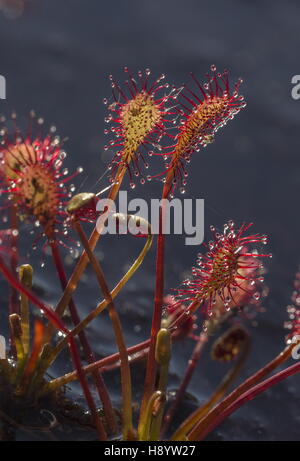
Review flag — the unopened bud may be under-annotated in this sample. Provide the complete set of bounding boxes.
[67,192,97,214]
[19,264,33,288]
[155,328,172,366]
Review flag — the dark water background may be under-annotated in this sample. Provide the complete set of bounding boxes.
[0,0,300,441]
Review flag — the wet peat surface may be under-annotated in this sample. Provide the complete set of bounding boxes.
[0,0,300,441]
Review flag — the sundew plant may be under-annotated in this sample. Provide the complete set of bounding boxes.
[0,66,299,441]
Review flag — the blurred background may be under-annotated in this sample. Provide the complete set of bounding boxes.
[0,0,300,440]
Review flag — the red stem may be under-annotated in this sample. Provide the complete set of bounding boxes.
[139,203,166,422]
[59,326,189,382]
[194,360,300,441]
[64,339,150,381]
[139,181,172,430]
[184,343,295,441]
[0,256,107,441]
[9,206,19,314]
[49,239,117,434]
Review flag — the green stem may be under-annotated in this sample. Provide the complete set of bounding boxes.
[139,392,163,442]
[73,219,134,441]
[50,221,153,359]
[46,165,127,338]
[26,344,53,400]
[148,326,172,441]
[19,264,32,357]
